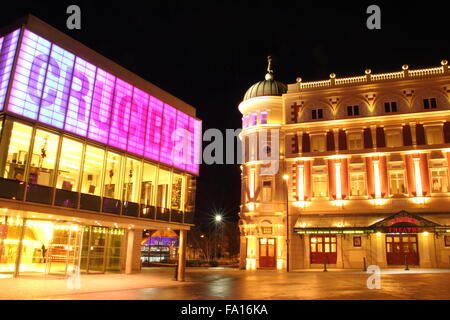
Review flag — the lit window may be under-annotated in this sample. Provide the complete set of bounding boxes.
[384,102,398,113]
[262,180,272,202]
[81,145,104,196]
[171,172,185,211]
[262,227,272,234]
[3,121,32,181]
[311,135,326,152]
[251,113,257,126]
[350,172,366,196]
[312,109,323,120]
[28,129,60,187]
[123,157,141,203]
[141,162,157,206]
[242,115,248,128]
[157,168,170,208]
[385,130,403,148]
[260,112,268,124]
[56,137,83,191]
[347,105,360,116]
[425,127,443,145]
[104,151,122,199]
[312,174,328,197]
[430,168,449,193]
[389,171,407,195]
[423,98,437,109]
[348,132,363,150]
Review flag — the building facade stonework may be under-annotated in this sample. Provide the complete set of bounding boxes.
[239,60,450,270]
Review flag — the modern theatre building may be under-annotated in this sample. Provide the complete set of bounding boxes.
[239,58,450,270]
[0,15,201,278]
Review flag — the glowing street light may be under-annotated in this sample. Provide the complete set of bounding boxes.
[215,214,223,223]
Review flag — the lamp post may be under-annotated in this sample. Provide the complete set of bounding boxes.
[214,214,223,261]
[283,174,290,272]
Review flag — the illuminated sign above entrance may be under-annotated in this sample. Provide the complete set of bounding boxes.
[2,29,201,174]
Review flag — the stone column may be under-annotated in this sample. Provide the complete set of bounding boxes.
[178,229,187,281]
[125,229,135,274]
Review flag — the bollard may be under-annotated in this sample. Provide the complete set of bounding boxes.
[363,257,367,272]
[404,255,409,271]
[323,256,328,272]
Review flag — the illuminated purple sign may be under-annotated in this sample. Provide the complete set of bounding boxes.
[5,29,200,174]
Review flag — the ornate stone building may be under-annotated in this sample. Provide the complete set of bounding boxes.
[239,58,450,270]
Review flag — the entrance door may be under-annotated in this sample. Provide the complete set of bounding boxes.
[259,238,276,268]
[310,235,337,264]
[386,235,419,265]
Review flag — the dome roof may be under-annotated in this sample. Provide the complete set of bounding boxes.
[243,77,287,101]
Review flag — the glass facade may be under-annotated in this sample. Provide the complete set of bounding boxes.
[0,119,196,223]
[0,216,124,276]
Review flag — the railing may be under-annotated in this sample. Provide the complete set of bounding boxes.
[292,63,449,92]
[0,177,192,224]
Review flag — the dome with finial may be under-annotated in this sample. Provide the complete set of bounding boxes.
[243,56,287,101]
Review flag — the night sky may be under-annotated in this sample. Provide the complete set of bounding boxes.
[1,1,449,231]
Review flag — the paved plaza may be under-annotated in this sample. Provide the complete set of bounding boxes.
[1,267,450,300]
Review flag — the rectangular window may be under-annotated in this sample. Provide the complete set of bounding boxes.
[262,227,272,234]
[104,151,122,199]
[350,172,366,196]
[260,112,268,124]
[122,157,141,203]
[312,109,323,120]
[312,174,328,197]
[445,235,450,247]
[81,145,105,196]
[384,102,397,113]
[311,135,326,152]
[348,132,363,150]
[3,121,32,181]
[141,162,157,206]
[28,129,60,187]
[424,98,437,109]
[347,105,359,116]
[262,180,272,202]
[156,168,170,208]
[171,172,185,211]
[389,171,407,195]
[242,115,248,128]
[56,137,83,191]
[385,130,403,148]
[353,236,362,247]
[251,113,257,126]
[425,127,443,145]
[430,168,449,193]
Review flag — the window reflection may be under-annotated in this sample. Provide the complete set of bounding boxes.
[28,129,59,186]
[141,162,156,206]
[104,151,122,199]
[56,138,82,191]
[3,122,32,181]
[157,168,170,208]
[81,145,105,196]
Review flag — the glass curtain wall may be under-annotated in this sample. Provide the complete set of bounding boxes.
[1,122,32,200]
[122,157,141,217]
[103,151,123,214]
[140,162,157,218]
[55,138,83,208]
[27,129,60,204]
[156,168,170,220]
[80,145,105,211]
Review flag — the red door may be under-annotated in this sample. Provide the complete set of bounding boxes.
[259,238,276,268]
[310,235,337,264]
[386,235,419,265]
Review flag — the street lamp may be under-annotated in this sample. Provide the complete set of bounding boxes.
[283,174,290,272]
[213,214,224,262]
